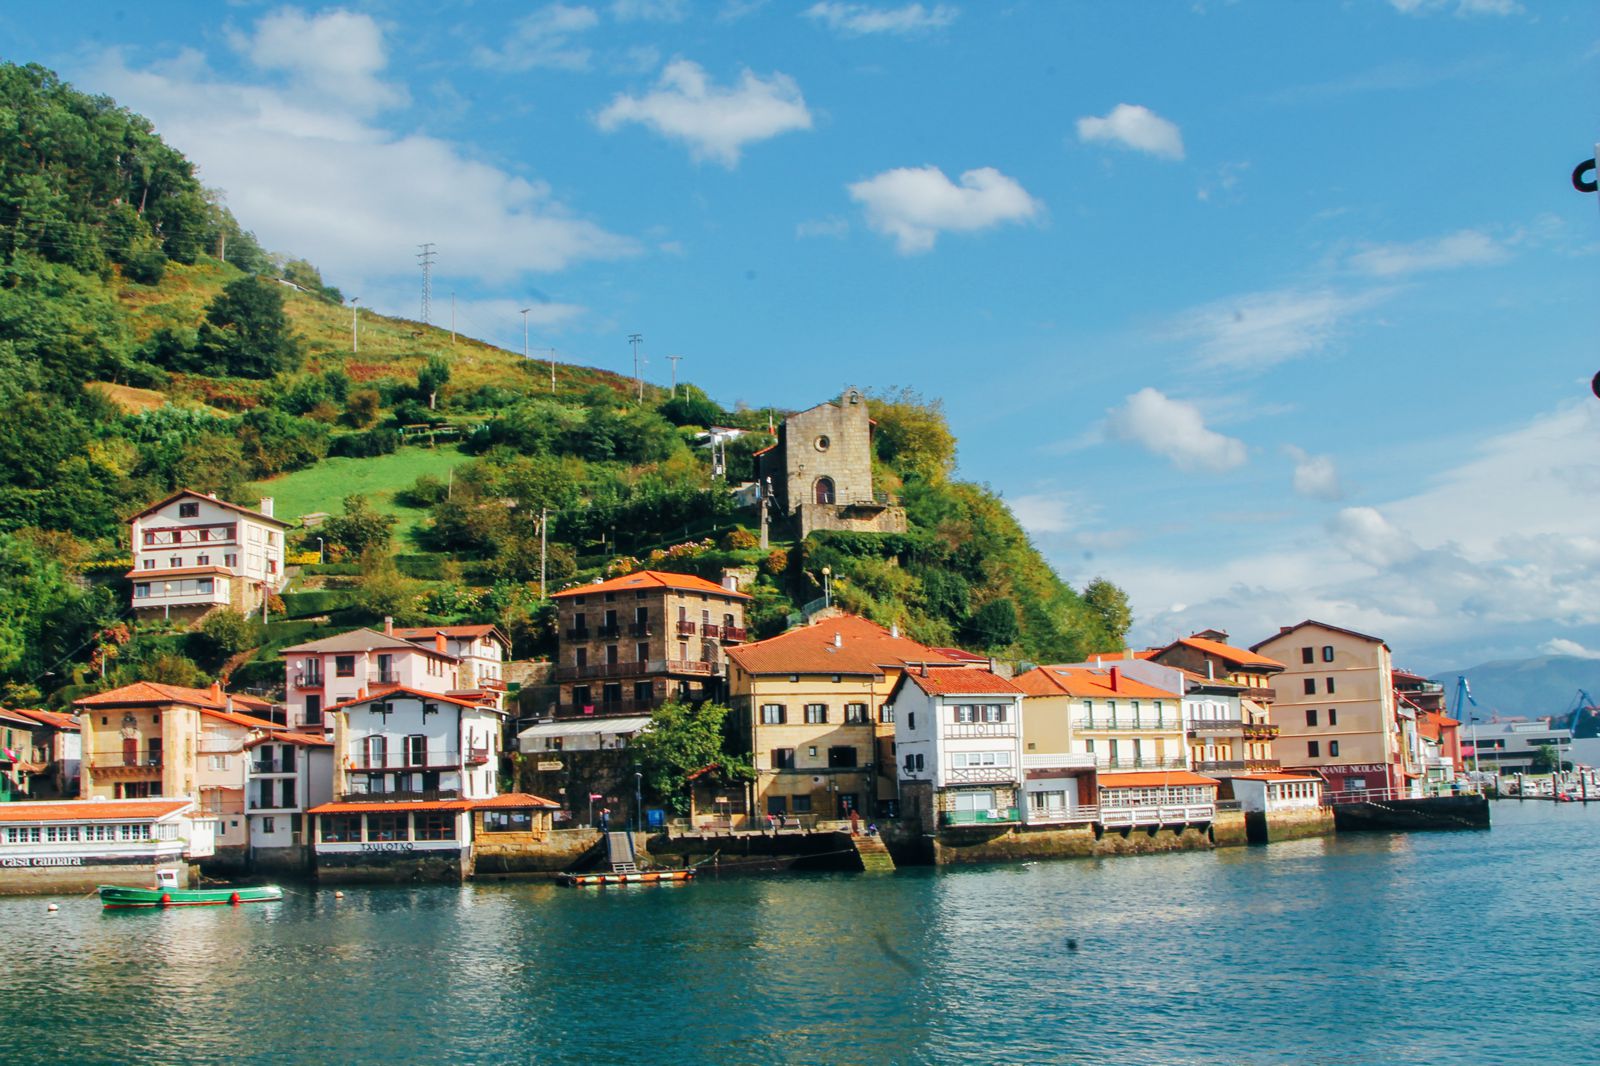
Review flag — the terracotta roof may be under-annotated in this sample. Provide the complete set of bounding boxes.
[0,708,39,728]
[129,489,291,527]
[75,682,227,710]
[1014,666,1177,700]
[1179,669,1246,691]
[1250,620,1388,653]
[126,565,234,579]
[727,615,956,676]
[1098,771,1219,789]
[7,709,77,730]
[474,792,560,809]
[1162,636,1285,671]
[280,627,458,659]
[0,799,191,822]
[200,707,284,731]
[229,693,275,711]
[308,799,474,814]
[245,731,331,749]
[391,624,508,646]
[1089,648,1159,662]
[929,646,991,664]
[324,686,503,714]
[903,667,1021,696]
[551,569,750,601]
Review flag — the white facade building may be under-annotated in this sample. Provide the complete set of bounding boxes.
[245,732,334,862]
[129,490,289,618]
[888,667,1026,829]
[391,624,510,710]
[0,798,217,892]
[279,626,462,730]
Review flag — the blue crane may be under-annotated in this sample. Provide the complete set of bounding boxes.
[1566,689,1597,737]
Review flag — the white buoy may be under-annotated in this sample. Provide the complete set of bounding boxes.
[334,890,345,899]
[46,903,58,912]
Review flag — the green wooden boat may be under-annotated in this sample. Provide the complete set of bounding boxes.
[99,870,282,908]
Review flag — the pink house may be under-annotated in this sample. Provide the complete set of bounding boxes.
[279,627,461,730]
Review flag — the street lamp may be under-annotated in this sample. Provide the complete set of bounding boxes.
[350,297,359,353]
[634,771,643,834]
[520,307,532,362]
[821,566,832,608]
[316,537,324,565]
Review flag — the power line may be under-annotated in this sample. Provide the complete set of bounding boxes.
[667,355,683,398]
[417,243,435,324]
[628,333,643,403]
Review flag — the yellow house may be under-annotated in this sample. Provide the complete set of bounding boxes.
[726,615,958,822]
[1012,665,1186,771]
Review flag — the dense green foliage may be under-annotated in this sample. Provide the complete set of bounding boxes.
[631,700,752,814]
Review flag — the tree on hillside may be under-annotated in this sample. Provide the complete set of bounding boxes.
[965,597,1020,652]
[630,700,752,814]
[191,609,256,671]
[870,388,957,482]
[1083,578,1132,646]
[417,356,451,411]
[236,408,328,477]
[198,275,302,378]
[0,531,115,685]
[352,548,424,625]
[658,384,722,427]
[322,494,397,557]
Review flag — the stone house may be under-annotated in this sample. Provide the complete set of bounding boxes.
[754,387,907,539]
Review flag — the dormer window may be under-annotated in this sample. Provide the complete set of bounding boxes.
[179,502,199,518]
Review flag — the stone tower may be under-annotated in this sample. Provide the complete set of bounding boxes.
[757,387,907,538]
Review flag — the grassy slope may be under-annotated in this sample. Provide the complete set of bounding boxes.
[245,446,466,548]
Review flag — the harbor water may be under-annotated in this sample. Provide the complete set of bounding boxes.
[2,800,1593,1065]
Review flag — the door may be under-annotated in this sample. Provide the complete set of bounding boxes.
[123,736,138,766]
[838,793,858,817]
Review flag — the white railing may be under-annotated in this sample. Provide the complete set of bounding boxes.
[1022,752,1097,771]
[943,722,1017,739]
[943,765,1020,785]
[1025,804,1100,825]
[1099,803,1215,827]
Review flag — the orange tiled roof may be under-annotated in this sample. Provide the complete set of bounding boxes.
[903,667,1021,696]
[1088,648,1159,661]
[1167,636,1285,670]
[727,614,956,676]
[1015,666,1177,700]
[391,624,507,644]
[324,686,502,714]
[75,682,227,710]
[1098,771,1219,789]
[551,569,750,601]
[246,731,330,749]
[474,792,560,809]
[0,799,191,822]
[7,708,77,730]
[199,707,285,731]
[307,799,474,814]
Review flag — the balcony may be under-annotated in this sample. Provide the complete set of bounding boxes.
[700,623,721,638]
[944,765,1020,785]
[1188,719,1245,737]
[377,672,399,686]
[344,751,463,772]
[676,620,698,638]
[941,807,1020,827]
[943,721,1018,739]
[1100,803,1216,828]
[465,746,491,766]
[294,673,324,690]
[1193,759,1281,773]
[565,627,590,641]
[720,625,747,642]
[1096,756,1189,771]
[250,758,296,775]
[1242,723,1280,740]
[341,788,461,803]
[1025,803,1100,826]
[1239,686,1276,701]
[596,624,622,639]
[1080,717,1180,731]
[88,750,162,774]
[553,697,663,718]
[1022,752,1098,772]
[628,622,652,637]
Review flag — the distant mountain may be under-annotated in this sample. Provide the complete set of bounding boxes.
[1431,655,1600,725]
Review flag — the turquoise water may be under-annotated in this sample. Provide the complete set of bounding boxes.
[3,801,1593,1065]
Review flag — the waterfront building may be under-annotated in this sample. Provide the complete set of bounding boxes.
[753,387,908,538]
[128,489,289,620]
[1147,632,1284,773]
[1222,771,1323,813]
[1015,664,1186,772]
[726,614,959,821]
[310,687,507,880]
[1094,770,1220,828]
[1394,670,1461,791]
[0,798,217,894]
[888,666,1026,830]
[3,709,80,798]
[1253,621,1420,796]
[550,570,750,719]
[244,731,333,870]
[1010,669,1101,826]
[279,623,465,729]
[1459,719,1578,775]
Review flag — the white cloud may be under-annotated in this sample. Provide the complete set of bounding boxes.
[595,60,812,166]
[796,216,850,239]
[473,5,599,72]
[847,165,1040,254]
[1076,104,1185,161]
[1105,388,1247,473]
[1388,0,1521,15]
[1347,228,1509,277]
[1542,638,1600,660]
[611,0,689,20]
[227,8,406,113]
[1009,493,1075,535]
[1169,286,1390,371]
[1328,506,1421,569]
[804,2,958,35]
[1285,445,1345,500]
[88,12,636,305]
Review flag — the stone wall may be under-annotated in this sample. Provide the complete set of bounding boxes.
[0,861,194,897]
[472,824,597,877]
[1245,806,1335,844]
[926,822,1220,866]
[249,845,312,876]
[314,848,469,884]
[651,830,862,874]
[795,503,908,539]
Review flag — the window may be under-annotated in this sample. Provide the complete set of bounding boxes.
[335,655,355,677]
[142,559,155,570]
[134,583,150,599]
[366,813,409,841]
[169,557,182,568]
[197,579,212,594]
[845,703,868,724]
[1329,740,1341,757]
[1301,647,1314,664]
[1308,741,1320,758]
[196,554,210,566]
[1328,708,1337,726]
[828,746,858,768]
[208,755,228,771]
[179,502,199,517]
[405,735,427,767]
[637,642,649,662]
[808,746,817,757]
[766,795,788,815]
[479,812,524,835]
[1305,709,1318,728]
[950,751,1012,768]
[575,648,588,668]
[878,704,894,724]
[322,815,362,843]
[224,553,236,568]
[262,817,276,834]
[1303,678,1316,696]
[1326,677,1336,694]
[634,681,652,703]
[760,704,787,725]
[804,704,828,724]
[772,748,796,769]
[907,712,915,731]
[1321,645,1335,662]
[814,477,836,505]
[792,795,813,814]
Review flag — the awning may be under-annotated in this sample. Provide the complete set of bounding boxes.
[517,716,651,743]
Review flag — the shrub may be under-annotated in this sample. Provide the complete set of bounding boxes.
[722,528,759,551]
[762,548,789,576]
[396,474,449,508]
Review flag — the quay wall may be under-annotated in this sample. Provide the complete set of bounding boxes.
[1246,806,1336,844]
[1332,795,1489,832]
[0,861,196,897]
[651,831,862,874]
[314,848,469,884]
[472,828,604,878]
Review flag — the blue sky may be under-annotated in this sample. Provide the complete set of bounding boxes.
[7,0,1599,674]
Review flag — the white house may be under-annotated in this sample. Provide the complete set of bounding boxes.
[1227,772,1324,813]
[244,731,334,869]
[279,626,462,730]
[129,490,289,619]
[887,667,1026,830]
[309,688,506,880]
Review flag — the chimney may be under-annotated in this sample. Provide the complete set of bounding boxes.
[1109,666,1120,692]
[384,616,394,636]
[920,663,929,678]
[259,496,274,518]
[358,686,367,699]
[1280,626,1291,634]
[833,632,842,648]
[722,575,739,592]
[436,633,447,654]
[890,623,899,638]
[208,681,223,704]
[1207,660,1214,680]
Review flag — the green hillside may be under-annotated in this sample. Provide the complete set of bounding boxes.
[0,60,1130,707]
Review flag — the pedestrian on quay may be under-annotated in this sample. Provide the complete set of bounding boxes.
[850,808,861,836]
[766,812,776,835]
[598,807,610,832]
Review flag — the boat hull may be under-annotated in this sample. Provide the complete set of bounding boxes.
[560,870,694,887]
[99,885,283,908]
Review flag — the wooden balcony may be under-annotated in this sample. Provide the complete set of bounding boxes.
[720,625,747,642]
[1188,719,1245,737]
[1194,758,1281,773]
[676,620,698,638]
[344,752,464,772]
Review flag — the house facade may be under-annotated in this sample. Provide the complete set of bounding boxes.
[1253,620,1419,796]
[279,625,463,729]
[754,388,907,538]
[726,614,957,822]
[889,667,1026,831]
[245,731,334,871]
[550,570,750,719]
[9,709,81,798]
[128,490,289,619]
[392,624,511,708]
[1147,632,1284,774]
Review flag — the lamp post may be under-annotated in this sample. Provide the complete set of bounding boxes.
[634,772,643,834]
[822,566,832,608]
[350,297,359,353]
[316,537,324,565]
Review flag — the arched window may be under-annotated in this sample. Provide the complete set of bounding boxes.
[815,477,836,505]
